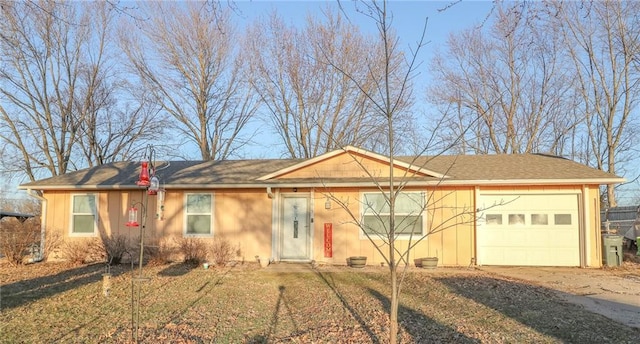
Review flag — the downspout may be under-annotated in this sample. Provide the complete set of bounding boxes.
[27,189,46,262]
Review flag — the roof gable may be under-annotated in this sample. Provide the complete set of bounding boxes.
[257,146,447,181]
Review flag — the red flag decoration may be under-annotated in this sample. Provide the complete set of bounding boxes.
[324,223,333,258]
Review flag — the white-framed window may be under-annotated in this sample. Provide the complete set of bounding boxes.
[361,191,425,238]
[184,193,214,236]
[70,194,97,236]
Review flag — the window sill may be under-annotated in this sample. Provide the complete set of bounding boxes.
[69,232,98,238]
[183,233,214,238]
[360,234,425,240]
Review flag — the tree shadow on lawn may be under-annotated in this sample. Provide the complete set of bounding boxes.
[244,272,382,344]
[0,263,128,310]
[157,262,197,277]
[436,275,640,342]
[306,271,477,343]
[313,270,382,343]
[145,264,236,341]
[247,285,300,344]
[367,288,479,343]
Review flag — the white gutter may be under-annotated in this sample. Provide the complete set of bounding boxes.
[26,189,46,262]
[18,177,626,191]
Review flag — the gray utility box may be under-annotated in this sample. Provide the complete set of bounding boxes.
[602,234,623,267]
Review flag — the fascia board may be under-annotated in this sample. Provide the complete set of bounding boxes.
[257,145,448,181]
[19,177,625,191]
[256,149,346,181]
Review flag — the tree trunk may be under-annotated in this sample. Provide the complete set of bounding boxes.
[389,266,399,344]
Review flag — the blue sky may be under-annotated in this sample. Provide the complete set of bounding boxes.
[229,0,496,158]
[234,0,495,91]
[1,1,496,202]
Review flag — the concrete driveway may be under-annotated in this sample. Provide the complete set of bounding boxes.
[479,266,640,329]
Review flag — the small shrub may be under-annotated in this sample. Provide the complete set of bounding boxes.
[211,237,234,267]
[42,229,62,261]
[146,239,174,266]
[99,234,129,265]
[127,236,172,265]
[175,238,208,266]
[60,240,98,265]
[0,218,39,266]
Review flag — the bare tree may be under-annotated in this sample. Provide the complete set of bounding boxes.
[0,1,159,182]
[76,87,165,167]
[245,8,414,158]
[549,1,640,207]
[321,2,477,343]
[428,2,578,156]
[119,2,257,160]
[430,1,640,206]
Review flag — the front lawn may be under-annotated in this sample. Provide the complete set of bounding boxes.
[1,262,638,343]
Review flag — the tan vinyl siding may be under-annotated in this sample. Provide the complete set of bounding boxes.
[279,151,424,179]
[215,189,273,260]
[44,189,270,262]
[41,183,605,267]
[312,187,475,267]
[588,186,603,267]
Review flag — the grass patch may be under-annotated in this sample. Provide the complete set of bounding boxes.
[1,262,639,343]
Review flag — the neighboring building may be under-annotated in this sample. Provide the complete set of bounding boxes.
[601,206,640,246]
[0,211,34,222]
[18,146,624,267]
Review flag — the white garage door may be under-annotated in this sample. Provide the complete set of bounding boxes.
[477,194,580,266]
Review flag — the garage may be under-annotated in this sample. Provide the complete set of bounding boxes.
[477,193,580,266]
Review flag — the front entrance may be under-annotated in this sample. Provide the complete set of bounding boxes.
[280,195,311,260]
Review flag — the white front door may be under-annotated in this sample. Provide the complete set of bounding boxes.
[280,195,311,260]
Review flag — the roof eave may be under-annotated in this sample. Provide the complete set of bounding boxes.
[19,177,625,191]
[463,178,626,186]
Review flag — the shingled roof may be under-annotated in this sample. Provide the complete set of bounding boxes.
[18,159,300,190]
[18,148,623,190]
[407,154,619,182]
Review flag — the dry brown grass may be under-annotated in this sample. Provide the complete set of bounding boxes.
[1,261,639,343]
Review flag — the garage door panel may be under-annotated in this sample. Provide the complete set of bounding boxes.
[483,229,507,245]
[478,247,507,265]
[505,249,529,265]
[554,230,578,243]
[481,194,576,212]
[478,194,580,266]
[526,232,548,246]
[507,230,528,245]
